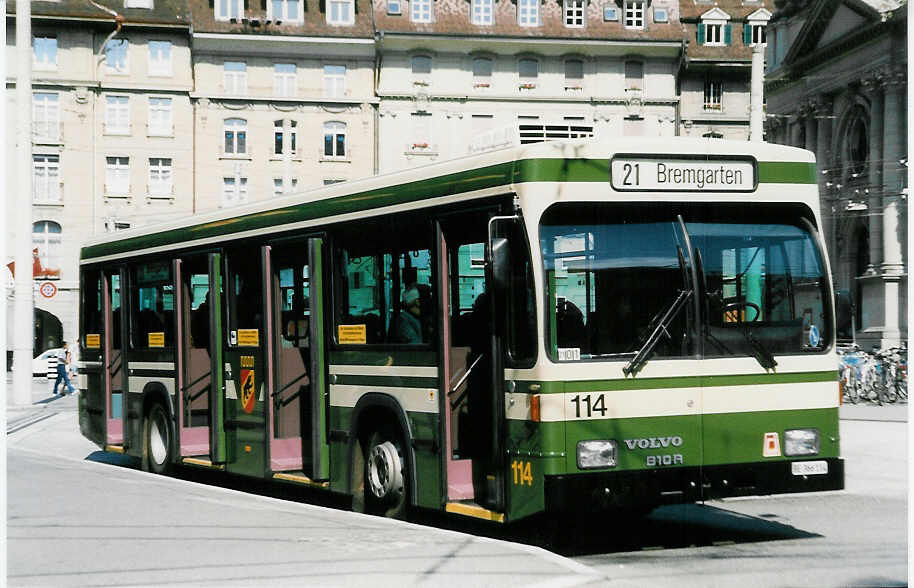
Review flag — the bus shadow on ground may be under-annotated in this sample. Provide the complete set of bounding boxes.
[81,453,819,557]
[415,504,820,557]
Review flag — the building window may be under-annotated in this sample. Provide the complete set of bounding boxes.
[216,0,242,20]
[270,0,302,22]
[222,177,248,207]
[105,39,129,74]
[323,64,346,98]
[148,97,173,136]
[126,0,154,8]
[273,177,298,196]
[563,0,584,27]
[32,221,62,279]
[603,6,618,21]
[323,121,347,158]
[224,118,248,154]
[274,63,296,97]
[33,155,61,204]
[105,156,131,195]
[623,1,644,29]
[33,92,60,142]
[148,41,172,76]
[412,55,432,85]
[518,58,538,89]
[410,112,432,150]
[472,0,494,25]
[624,60,643,90]
[33,36,57,70]
[653,7,668,23]
[327,0,354,25]
[702,131,724,139]
[224,61,247,95]
[564,59,583,90]
[517,0,539,26]
[411,0,432,23]
[274,120,298,155]
[387,0,402,14]
[148,158,173,197]
[472,57,493,88]
[749,23,766,45]
[845,106,869,177]
[105,96,130,134]
[703,80,722,111]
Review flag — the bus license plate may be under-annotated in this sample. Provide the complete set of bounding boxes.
[791,460,828,476]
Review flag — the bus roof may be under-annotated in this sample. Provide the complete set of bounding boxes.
[80,137,816,263]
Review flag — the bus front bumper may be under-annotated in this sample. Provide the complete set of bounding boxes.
[544,458,845,512]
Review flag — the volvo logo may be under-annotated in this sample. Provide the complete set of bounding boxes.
[624,436,683,450]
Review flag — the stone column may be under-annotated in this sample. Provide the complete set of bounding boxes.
[790,113,804,148]
[861,75,885,273]
[813,97,834,274]
[881,67,905,276]
[804,101,818,154]
[878,66,906,345]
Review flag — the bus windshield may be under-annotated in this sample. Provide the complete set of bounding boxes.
[540,203,831,363]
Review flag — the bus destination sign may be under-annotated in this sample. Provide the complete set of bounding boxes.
[611,157,755,192]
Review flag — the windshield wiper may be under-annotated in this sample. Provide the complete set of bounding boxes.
[739,323,778,370]
[623,279,692,377]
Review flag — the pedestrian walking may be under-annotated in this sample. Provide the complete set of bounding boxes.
[53,341,75,396]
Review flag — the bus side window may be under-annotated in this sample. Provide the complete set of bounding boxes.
[130,262,174,349]
[226,248,263,343]
[334,214,433,346]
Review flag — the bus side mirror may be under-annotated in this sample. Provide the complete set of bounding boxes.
[490,236,511,297]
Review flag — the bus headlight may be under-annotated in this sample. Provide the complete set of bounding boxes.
[784,429,820,456]
[577,440,617,469]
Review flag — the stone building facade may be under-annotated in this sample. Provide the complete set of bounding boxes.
[8,0,778,352]
[764,0,907,347]
[5,0,194,353]
[679,0,772,140]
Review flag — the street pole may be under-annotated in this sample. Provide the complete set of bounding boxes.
[749,45,764,142]
[13,0,34,405]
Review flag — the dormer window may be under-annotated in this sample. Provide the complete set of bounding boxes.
[327,0,354,25]
[517,0,539,26]
[215,0,242,21]
[564,0,584,27]
[744,8,772,46]
[472,0,494,25]
[623,1,644,30]
[411,0,432,22]
[699,9,732,46]
[270,0,303,23]
[387,0,402,14]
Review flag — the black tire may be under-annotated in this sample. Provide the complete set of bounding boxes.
[363,428,408,519]
[144,403,173,475]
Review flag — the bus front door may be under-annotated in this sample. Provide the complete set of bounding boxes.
[266,238,329,481]
[103,269,127,447]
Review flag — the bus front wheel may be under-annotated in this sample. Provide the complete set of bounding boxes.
[364,429,407,519]
[143,403,173,475]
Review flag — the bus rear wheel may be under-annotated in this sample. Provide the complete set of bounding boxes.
[143,403,173,475]
[364,429,407,519]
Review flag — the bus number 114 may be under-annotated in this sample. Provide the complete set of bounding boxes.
[511,460,533,486]
[570,394,607,418]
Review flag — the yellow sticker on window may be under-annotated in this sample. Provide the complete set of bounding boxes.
[237,329,260,347]
[240,355,255,368]
[86,334,101,349]
[148,332,165,348]
[338,324,367,344]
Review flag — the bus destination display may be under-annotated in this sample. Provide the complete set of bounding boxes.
[611,157,755,192]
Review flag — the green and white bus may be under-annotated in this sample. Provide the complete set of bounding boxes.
[78,137,844,523]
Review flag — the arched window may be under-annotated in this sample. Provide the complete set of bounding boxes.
[324,121,347,158]
[32,220,62,279]
[518,57,538,89]
[564,58,584,89]
[224,118,247,154]
[472,57,493,87]
[844,105,868,178]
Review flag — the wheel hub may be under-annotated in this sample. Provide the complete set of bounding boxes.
[367,440,403,501]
